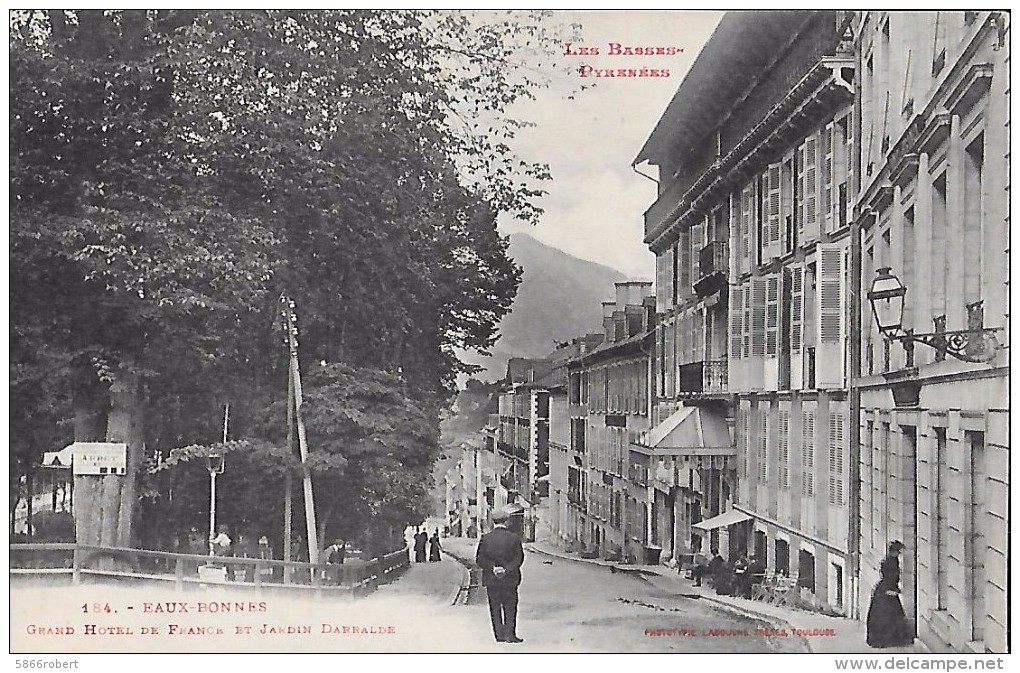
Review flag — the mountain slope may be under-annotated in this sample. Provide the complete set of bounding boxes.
[463,233,629,381]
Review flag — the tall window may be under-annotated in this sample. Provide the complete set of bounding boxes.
[964,137,985,305]
[759,409,769,483]
[881,422,891,543]
[902,207,916,332]
[879,17,891,151]
[931,174,948,323]
[934,427,948,609]
[967,431,987,641]
[867,420,876,547]
[865,54,875,176]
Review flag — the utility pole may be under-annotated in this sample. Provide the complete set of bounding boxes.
[475,444,483,534]
[284,359,294,577]
[281,295,319,566]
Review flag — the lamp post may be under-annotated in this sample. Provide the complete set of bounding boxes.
[866,268,1001,363]
[207,453,225,556]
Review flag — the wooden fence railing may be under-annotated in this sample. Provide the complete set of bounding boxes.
[10,543,410,597]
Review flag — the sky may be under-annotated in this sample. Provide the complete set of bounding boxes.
[495,10,724,279]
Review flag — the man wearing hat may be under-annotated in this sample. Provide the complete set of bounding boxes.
[475,507,525,643]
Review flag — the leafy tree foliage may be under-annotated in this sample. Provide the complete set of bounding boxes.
[10,9,575,548]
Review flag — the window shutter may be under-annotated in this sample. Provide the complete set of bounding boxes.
[749,276,767,390]
[742,182,755,272]
[751,277,767,357]
[742,407,750,481]
[816,242,846,388]
[680,232,691,300]
[730,191,742,277]
[655,253,667,309]
[729,285,744,391]
[845,121,852,227]
[802,409,815,497]
[796,145,806,245]
[692,219,705,288]
[789,264,804,390]
[664,246,675,311]
[822,123,835,232]
[779,410,790,490]
[764,273,780,389]
[694,309,705,362]
[766,274,780,357]
[743,280,752,358]
[828,411,845,505]
[758,409,768,483]
[729,285,744,360]
[678,314,686,366]
[804,133,820,242]
[767,163,781,260]
[664,320,675,398]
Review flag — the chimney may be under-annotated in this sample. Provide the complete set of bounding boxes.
[643,296,657,330]
[615,281,654,308]
[602,301,617,342]
[613,310,627,342]
[625,304,644,337]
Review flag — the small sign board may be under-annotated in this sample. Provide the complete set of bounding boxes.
[71,442,128,476]
[42,446,74,469]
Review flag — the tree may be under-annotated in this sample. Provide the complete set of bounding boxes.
[10,10,578,548]
[11,9,279,547]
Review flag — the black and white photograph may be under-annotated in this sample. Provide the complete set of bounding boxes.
[8,8,1011,664]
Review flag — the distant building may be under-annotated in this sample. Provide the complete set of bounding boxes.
[565,282,656,561]
[494,341,588,540]
[545,334,603,547]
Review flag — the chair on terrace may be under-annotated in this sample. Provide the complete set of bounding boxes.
[769,575,799,607]
[751,573,776,601]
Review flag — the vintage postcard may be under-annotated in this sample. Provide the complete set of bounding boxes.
[9,9,1011,663]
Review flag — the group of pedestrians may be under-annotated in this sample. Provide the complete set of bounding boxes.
[691,546,766,598]
[181,525,274,581]
[412,528,442,563]
[687,539,914,650]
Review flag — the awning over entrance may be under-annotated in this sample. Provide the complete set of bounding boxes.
[631,405,734,456]
[692,508,753,532]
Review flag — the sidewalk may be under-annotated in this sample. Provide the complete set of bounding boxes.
[435,536,480,605]
[526,539,932,655]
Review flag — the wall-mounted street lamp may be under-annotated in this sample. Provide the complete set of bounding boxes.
[867,267,1002,364]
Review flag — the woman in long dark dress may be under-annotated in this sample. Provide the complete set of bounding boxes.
[867,541,913,648]
[428,530,442,562]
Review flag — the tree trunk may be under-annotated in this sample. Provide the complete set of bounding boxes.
[72,380,108,548]
[105,366,143,549]
[26,470,34,537]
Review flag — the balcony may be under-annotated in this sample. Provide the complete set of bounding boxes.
[678,360,729,396]
[628,464,649,487]
[694,240,729,297]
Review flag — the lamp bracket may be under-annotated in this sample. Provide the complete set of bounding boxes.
[882,327,1002,363]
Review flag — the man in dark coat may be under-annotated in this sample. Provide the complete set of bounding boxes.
[413,528,428,563]
[475,508,525,643]
[323,538,346,585]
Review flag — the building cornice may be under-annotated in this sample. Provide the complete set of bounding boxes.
[646,57,854,253]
